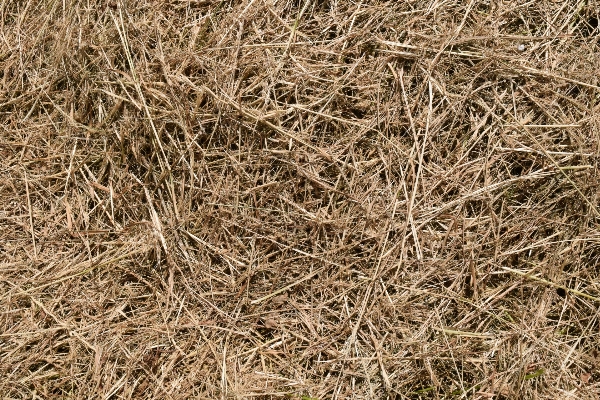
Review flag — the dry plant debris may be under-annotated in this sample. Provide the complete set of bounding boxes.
[2,0,600,399]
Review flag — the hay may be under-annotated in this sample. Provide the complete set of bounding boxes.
[1,0,600,398]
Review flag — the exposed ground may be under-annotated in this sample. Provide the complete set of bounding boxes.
[1,0,600,398]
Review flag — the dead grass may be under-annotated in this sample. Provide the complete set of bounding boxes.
[1,0,600,399]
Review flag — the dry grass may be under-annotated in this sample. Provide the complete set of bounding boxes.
[1,0,600,398]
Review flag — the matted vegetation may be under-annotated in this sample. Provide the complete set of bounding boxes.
[1,0,600,398]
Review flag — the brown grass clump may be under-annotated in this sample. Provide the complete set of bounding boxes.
[2,0,600,398]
